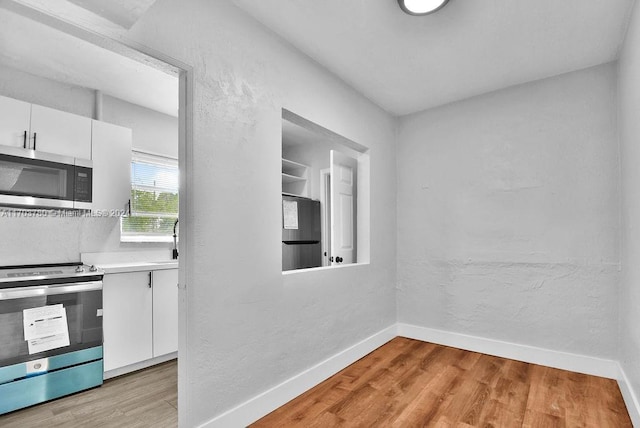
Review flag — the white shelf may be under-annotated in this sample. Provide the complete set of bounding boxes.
[282,172,307,183]
[282,158,308,176]
[282,158,308,168]
[282,158,309,197]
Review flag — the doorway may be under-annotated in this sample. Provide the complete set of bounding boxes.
[0,2,192,425]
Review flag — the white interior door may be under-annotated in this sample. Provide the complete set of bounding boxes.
[330,150,357,265]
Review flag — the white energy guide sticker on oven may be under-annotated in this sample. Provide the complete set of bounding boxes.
[23,304,70,354]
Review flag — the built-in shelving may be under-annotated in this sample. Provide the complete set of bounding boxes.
[282,158,309,197]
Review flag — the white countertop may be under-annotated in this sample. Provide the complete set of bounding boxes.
[92,260,178,274]
[81,251,178,274]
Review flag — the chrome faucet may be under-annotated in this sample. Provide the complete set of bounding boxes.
[172,219,179,260]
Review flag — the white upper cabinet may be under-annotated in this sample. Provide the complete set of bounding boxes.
[30,104,92,159]
[0,95,31,149]
[0,95,92,159]
[91,120,132,212]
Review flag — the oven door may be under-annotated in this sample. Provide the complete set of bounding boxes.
[0,281,103,368]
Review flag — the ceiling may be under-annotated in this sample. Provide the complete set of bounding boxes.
[10,0,158,32]
[0,2,178,117]
[65,0,158,29]
[232,0,636,116]
[1,0,635,119]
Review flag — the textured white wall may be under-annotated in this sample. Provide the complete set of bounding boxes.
[619,0,640,409]
[0,63,95,117]
[102,94,178,158]
[126,1,397,426]
[397,64,620,358]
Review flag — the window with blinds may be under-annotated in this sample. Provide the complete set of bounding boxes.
[121,151,179,240]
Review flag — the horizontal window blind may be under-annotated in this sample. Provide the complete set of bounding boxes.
[122,151,178,237]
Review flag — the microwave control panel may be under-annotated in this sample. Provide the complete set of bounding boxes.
[74,166,93,202]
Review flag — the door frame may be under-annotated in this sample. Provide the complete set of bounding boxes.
[320,168,331,266]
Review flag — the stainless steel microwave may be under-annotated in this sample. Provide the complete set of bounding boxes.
[0,146,92,210]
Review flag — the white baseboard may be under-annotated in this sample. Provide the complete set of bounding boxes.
[104,352,177,380]
[198,323,634,427]
[618,363,640,427]
[199,325,397,428]
[397,323,620,379]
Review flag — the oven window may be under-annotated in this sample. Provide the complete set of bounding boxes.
[0,289,102,367]
[0,157,71,200]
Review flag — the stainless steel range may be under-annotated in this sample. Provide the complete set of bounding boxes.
[0,263,104,414]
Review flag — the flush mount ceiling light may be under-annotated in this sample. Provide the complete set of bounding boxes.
[398,0,450,15]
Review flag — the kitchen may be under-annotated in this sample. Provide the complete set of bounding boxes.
[0,2,181,424]
[2,0,640,427]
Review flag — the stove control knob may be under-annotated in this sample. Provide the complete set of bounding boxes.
[75,265,85,273]
[90,265,98,272]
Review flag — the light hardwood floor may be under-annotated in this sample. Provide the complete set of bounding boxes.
[0,359,177,428]
[252,337,633,427]
[1,340,633,427]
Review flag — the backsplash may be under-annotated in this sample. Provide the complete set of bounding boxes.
[0,214,170,266]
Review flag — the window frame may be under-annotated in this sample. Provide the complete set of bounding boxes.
[120,150,179,243]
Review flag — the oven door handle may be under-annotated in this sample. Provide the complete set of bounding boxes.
[0,281,102,300]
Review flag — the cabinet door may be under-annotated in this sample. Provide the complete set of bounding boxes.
[0,95,31,148]
[152,269,179,357]
[30,104,92,159]
[91,120,132,212]
[103,271,153,371]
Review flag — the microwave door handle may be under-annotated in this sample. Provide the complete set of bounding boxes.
[0,281,102,300]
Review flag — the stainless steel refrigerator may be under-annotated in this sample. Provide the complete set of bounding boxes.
[282,195,322,271]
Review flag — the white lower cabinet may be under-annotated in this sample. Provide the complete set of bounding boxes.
[152,269,179,357]
[103,268,178,373]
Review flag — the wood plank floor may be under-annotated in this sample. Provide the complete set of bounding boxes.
[251,338,632,427]
[0,359,177,428]
[1,340,632,427]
